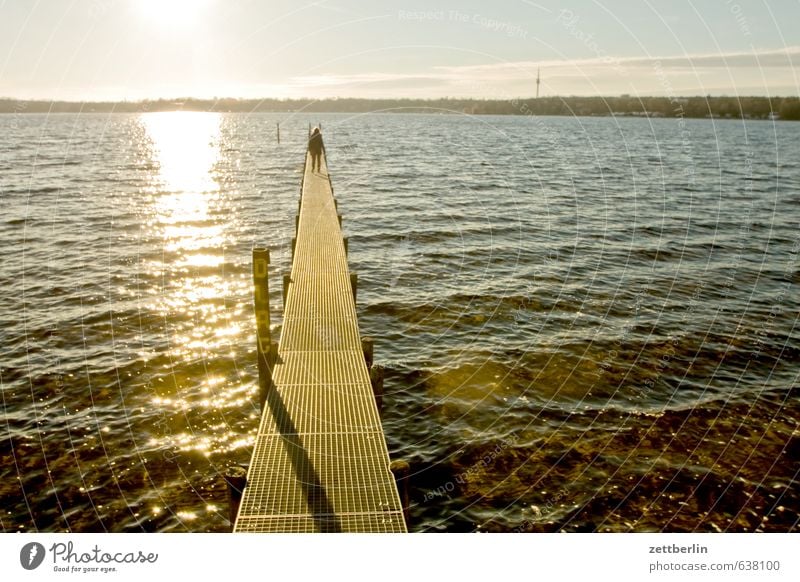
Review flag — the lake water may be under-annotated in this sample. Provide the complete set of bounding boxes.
[1,111,798,532]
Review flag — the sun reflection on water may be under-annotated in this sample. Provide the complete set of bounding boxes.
[140,111,253,458]
[144,111,221,195]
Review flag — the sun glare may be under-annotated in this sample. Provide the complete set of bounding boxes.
[139,111,234,380]
[143,111,221,196]
[142,110,223,255]
[135,0,210,29]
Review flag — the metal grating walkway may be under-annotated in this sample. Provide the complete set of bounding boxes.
[233,148,407,533]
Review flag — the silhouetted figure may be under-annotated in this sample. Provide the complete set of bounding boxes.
[308,127,324,172]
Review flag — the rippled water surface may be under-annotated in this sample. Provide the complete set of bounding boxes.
[1,112,798,532]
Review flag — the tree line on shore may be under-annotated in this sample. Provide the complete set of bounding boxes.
[2,96,798,120]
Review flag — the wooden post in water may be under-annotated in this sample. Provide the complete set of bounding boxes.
[370,365,384,413]
[268,340,279,388]
[343,237,349,255]
[390,459,410,527]
[252,248,272,410]
[350,272,358,303]
[277,122,280,144]
[224,465,248,531]
[361,336,374,369]
[282,274,291,307]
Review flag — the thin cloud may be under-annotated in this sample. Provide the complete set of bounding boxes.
[619,46,800,69]
[291,72,444,88]
[278,46,800,98]
[436,46,800,76]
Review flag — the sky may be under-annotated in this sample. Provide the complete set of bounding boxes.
[0,0,798,100]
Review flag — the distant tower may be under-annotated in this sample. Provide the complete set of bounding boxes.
[536,67,541,99]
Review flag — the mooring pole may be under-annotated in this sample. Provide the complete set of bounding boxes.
[370,365,384,413]
[350,272,358,303]
[390,459,411,527]
[283,273,291,307]
[276,122,280,144]
[361,336,374,370]
[268,340,278,392]
[224,465,248,531]
[252,248,272,410]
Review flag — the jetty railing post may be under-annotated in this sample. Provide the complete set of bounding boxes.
[268,340,279,389]
[361,336,374,369]
[370,365,384,413]
[390,460,410,527]
[224,465,248,531]
[282,274,291,307]
[253,248,272,410]
[350,272,358,303]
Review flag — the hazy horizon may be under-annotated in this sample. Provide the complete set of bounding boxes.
[2,92,800,103]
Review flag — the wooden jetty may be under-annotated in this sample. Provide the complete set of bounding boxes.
[232,142,407,533]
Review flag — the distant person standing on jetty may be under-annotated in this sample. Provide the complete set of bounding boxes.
[309,127,324,172]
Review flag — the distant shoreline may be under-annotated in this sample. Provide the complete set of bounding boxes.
[1,96,799,120]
